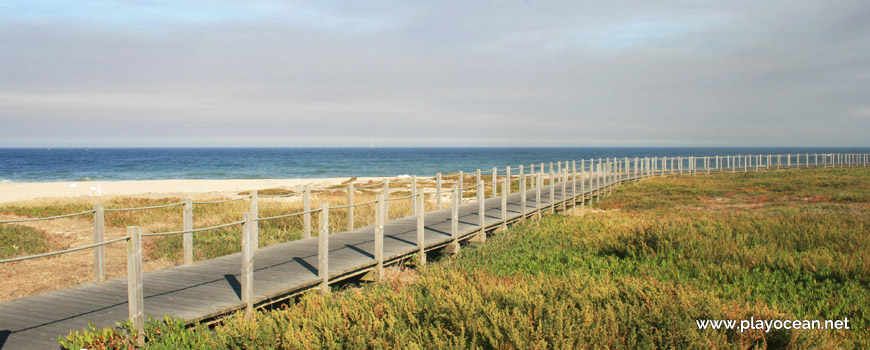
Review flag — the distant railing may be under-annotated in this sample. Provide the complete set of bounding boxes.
[0,152,867,339]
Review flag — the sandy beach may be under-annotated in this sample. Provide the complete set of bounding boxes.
[0,177,394,204]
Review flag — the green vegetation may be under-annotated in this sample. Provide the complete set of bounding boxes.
[60,167,870,349]
[0,224,56,259]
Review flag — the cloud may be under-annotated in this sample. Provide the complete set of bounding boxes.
[0,0,868,146]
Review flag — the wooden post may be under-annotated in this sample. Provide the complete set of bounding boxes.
[571,160,577,211]
[580,161,586,209]
[241,213,254,317]
[411,176,417,216]
[475,169,482,200]
[457,171,465,204]
[416,192,425,265]
[597,163,603,201]
[448,186,460,254]
[250,190,259,250]
[520,175,527,220]
[374,195,384,282]
[787,154,791,168]
[535,175,542,218]
[530,164,535,188]
[492,167,498,198]
[383,179,391,220]
[126,226,144,345]
[436,173,442,209]
[549,166,555,214]
[505,166,512,195]
[610,160,615,193]
[473,180,486,243]
[679,156,683,175]
[560,168,567,211]
[347,183,355,231]
[633,157,638,178]
[183,198,193,265]
[519,165,524,191]
[318,202,330,293]
[93,203,106,282]
[303,185,311,239]
[501,179,508,230]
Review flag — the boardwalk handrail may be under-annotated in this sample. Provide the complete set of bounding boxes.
[256,208,323,222]
[385,194,415,201]
[0,236,128,264]
[330,198,379,210]
[105,202,185,212]
[0,210,95,224]
[194,196,252,204]
[141,220,246,237]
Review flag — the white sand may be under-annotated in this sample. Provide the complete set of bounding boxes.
[0,177,393,203]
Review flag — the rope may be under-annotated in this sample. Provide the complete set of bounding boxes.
[142,220,246,237]
[330,199,379,209]
[193,197,251,204]
[105,202,184,212]
[0,210,95,224]
[386,194,415,201]
[0,236,129,264]
[259,194,300,198]
[256,208,323,222]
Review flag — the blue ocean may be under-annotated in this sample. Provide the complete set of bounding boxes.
[0,148,867,182]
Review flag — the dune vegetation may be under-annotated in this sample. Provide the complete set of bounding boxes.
[57,166,869,349]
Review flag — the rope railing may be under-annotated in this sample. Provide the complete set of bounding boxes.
[256,208,323,222]
[0,236,128,264]
[193,196,251,204]
[386,194,415,202]
[259,193,299,198]
[104,202,185,212]
[330,198,379,210]
[141,220,246,237]
[0,210,95,224]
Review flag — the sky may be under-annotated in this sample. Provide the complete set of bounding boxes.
[0,1,868,147]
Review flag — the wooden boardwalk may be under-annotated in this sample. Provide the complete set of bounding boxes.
[0,172,632,349]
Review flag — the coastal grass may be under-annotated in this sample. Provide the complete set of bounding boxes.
[60,167,869,349]
[0,224,56,260]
